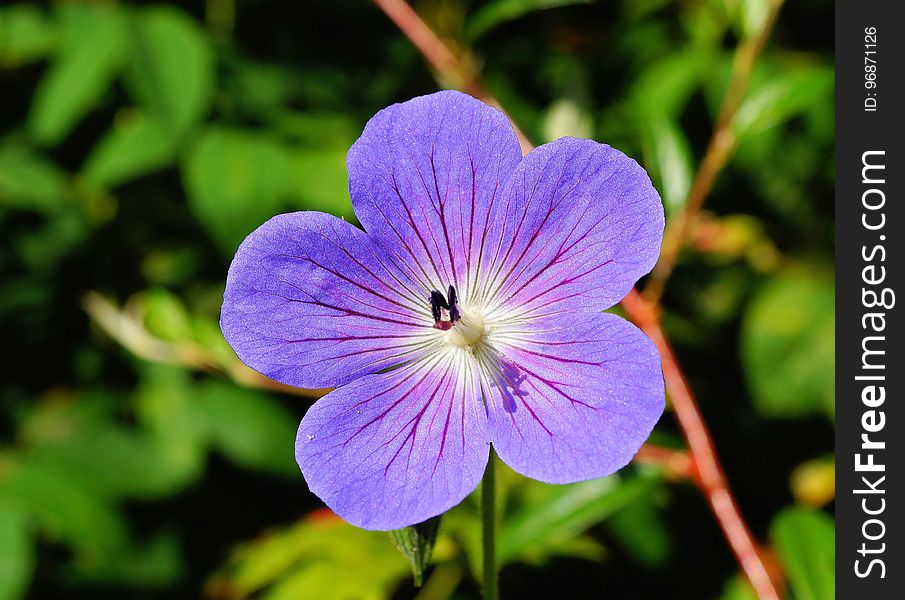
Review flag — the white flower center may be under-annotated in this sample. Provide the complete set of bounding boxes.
[445,305,489,349]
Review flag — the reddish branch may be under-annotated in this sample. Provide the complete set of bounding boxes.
[371,0,463,87]
[622,291,781,600]
[370,0,533,154]
[644,0,785,303]
[634,443,695,482]
[370,1,783,597]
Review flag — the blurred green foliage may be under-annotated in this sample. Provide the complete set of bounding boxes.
[0,0,833,598]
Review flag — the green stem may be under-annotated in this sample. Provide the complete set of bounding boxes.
[481,448,498,600]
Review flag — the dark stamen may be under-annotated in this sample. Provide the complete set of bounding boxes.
[431,290,449,310]
[429,285,460,329]
[430,299,442,322]
[447,285,460,322]
[429,291,444,322]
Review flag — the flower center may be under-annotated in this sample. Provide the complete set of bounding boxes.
[445,306,488,348]
[429,286,489,350]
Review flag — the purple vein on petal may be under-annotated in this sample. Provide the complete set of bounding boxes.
[295,346,490,530]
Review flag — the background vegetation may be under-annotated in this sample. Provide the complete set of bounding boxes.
[0,0,833,598]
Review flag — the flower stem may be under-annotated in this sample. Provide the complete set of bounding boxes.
[481,448,498,600]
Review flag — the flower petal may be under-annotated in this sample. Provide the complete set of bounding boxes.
[347,90,523,301]
[295,351,489,530]
[484,312,664,483]
[478,137,664,320]
[221,211,438,388]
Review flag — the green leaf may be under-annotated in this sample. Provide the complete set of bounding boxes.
[719,574,758,600]
[498,472,658,563]
[141,247,201,286]
[0,501,33,600]
[124,7,213,138]
[734,66,834,141]
[19,392,191,502]
[289,149,354,217]
[646,116,693,213]
[466,0,592,41]
[630,49,708,119]
[741,267,835,419]
[226,60,307,115]
[729,0,771,39]
[183,127,294,252]
[24,426,194,501]
[191,316,240,368]
[135,366,207,484]
[389,515,442,587]
[265,562,385,600]
[192,382,299,477]
[540,98,594,142]
[606,496,670,566]
[0,461,127,553]
[0,4,59,67]
[141,288,194,343]
[28,4,126,145]
[81,112,174,188]
[267,111,357,147]
[771,507,835,600]
[12,208,90,270]
[70,533,183,587]
[217,515,411,599]
[0,144,68,212]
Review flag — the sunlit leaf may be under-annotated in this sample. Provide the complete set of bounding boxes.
[192,382,299,477]
[183,127,294,252]
[466,0,592,40]
[719,574,758,600]
[24,427,193,501]
[741,267,834,419]
[498,472,659,563]
[213,514,412,599]
[267,111,358,147]
[135,366,207,484]
[18,392,193,502]
[141,288,194,343]
[734,66,834,141]
[290,149,354,217]
[70,533,183,588]
[123,7,213,138]
[0,461,127,553]
[226,59,307,115]
[0,144,68,212]
[728,0,770,39]
[81,112,174,188]
[630,49,709,119]
[541,98,594,142]
[646,116,693,213]
[0,4,59,67]
[28,4,126,145]
[191,316,240,368]
[0,501,33,600]
[771,507,835,600]
[266,562,384,600]
[606,496,670,566]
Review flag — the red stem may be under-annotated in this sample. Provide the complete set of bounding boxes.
[371,0,461,83]
[622,290,781,600]
[369,0,533,154]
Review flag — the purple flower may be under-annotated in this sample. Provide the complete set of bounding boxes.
[220,91,665,530]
